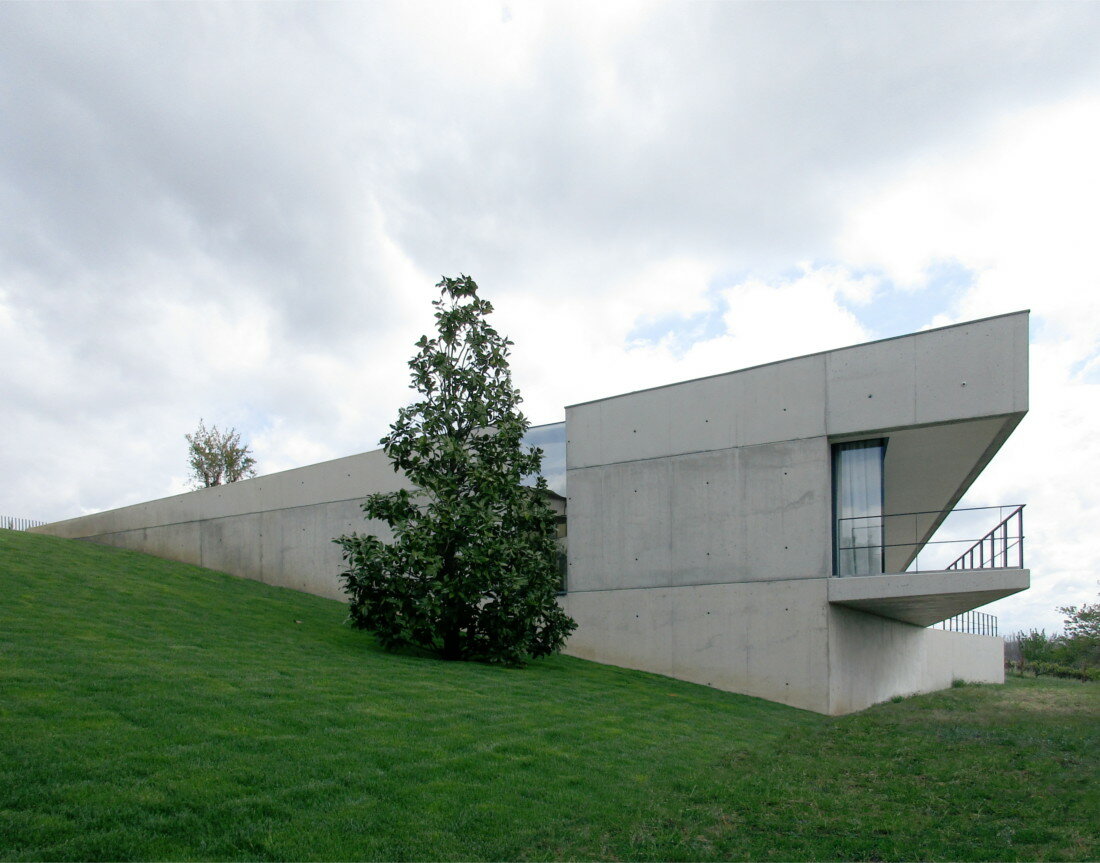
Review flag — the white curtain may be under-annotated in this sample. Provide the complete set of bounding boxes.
[835,440,884,576]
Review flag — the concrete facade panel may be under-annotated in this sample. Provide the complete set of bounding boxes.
[731,355,827,447]
[734,439,832,581]
[926,627,1006,686]
[566,459,673,591]
[86,523,202,566]
[568,355,828,470]
[914,314,1029,424]
[561,578,831,713]
[564,402,602,471]
[573,388,672,468]
[666,377,740,455]
[667,451,742,585]
[256,501,372,600]
[824,312,1028,437]
[201,514,264,583]
[826,338,917,433]
[569,438,831,592]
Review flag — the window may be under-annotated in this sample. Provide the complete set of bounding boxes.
[833,439,886,576]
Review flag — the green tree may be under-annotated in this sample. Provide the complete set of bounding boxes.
[335,275,575,665]
[1058,590,1100,668]
[185,420,257,489]
[1014,628,1059,665]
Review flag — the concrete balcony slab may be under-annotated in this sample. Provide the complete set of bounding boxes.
[828,569,1029,626]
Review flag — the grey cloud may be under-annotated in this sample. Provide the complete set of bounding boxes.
[0,4,405,349]
[373,3,1100,284]
[2,1,1099,524]
[5,1,1097,316]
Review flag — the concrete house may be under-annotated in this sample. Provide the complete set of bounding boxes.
[34,311,1030,714]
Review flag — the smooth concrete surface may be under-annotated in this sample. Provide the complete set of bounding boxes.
[824,311,1028,435]
[38,448,406,539]
[567,311,1028,472]
[34,448,411,600]
[561,578,832,713]
[561,579,1008,715]
[566,355,828,470]
[566,438,830,592]
[827,605,1005,715]
[828,569,1030,626]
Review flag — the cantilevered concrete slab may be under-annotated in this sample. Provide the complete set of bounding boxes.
[827,569,1030,626]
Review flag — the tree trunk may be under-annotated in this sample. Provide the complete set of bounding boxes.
[439,541,463,661]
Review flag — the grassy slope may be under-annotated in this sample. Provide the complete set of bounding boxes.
[1,530,1096,862]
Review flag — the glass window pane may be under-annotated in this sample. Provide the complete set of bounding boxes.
[522,421,566,496]
[834,440,885,576]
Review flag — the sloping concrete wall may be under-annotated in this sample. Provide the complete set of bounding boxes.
[35,448,410,600]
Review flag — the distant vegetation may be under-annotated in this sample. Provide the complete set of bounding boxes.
[1005,591,1100,681]
[2,530,1097,862]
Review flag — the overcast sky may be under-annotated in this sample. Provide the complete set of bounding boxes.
[2,1,1098,634]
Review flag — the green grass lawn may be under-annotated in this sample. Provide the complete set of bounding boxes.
[1,530,1097,862]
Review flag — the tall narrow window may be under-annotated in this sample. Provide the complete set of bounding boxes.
[833,439,886,576]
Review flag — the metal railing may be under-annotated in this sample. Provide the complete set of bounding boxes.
[937,610,998,636]
[946,505,1024,571]
[1,516,46,531]
[836,504,1026,574]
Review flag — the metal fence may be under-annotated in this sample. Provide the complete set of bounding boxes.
[945,505,1024,571]
[937,610,998,637]
[836,503,1025,574]
[1,516,46,531]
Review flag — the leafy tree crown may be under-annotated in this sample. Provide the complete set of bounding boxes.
[185,420,257,489]
[335,275,575,665]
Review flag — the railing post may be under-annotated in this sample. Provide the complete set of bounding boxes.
[1018,507,1025,568]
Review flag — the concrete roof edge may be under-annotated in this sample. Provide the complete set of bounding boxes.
[565,309,1031,410]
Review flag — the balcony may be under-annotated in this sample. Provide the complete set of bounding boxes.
[829,504,1029,627]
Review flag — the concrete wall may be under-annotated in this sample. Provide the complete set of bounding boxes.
[561,311,1028,714]
[561,589,1006,715]
[823,311,1028,434]
[566,438,831,592]
[36,448,411,600]
[561,578,831,713]
[827,605,1004,714]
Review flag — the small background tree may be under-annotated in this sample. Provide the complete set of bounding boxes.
[185,420,257,489]
[1005,588,1100,681]
[336,275,575,665]
[1058,591,1100,669]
